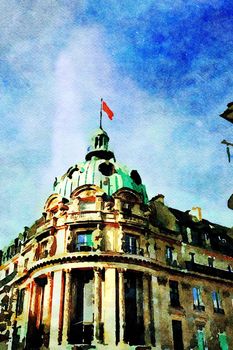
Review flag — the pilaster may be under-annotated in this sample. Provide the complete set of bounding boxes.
[49,270,63,350]
[104,268,116,345]
[93,267,102,343]
[61,269,71,346]
[143,273,151,345]
[118,268,126,345]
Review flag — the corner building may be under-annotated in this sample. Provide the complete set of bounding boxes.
[0,128,233,350]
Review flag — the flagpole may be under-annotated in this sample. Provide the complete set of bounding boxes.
[100,98,103,129]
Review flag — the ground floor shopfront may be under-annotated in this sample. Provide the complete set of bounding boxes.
[12,261,157,350]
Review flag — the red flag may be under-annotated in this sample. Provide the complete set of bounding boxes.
[102,100,114,120]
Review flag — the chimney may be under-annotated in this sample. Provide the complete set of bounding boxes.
[191,207,202,221]
[154,194,165,204]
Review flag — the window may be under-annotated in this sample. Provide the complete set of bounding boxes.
[14,262,18,271]
[16,288,25,316]
[169,281,180,307]
[5,269,9,277]
[219,332,229,350]
[40,241,48,258]
[166,246,173,264]
[24,258,29,270]
[172,320,184,350]
[192,287,205,311]
[212,291,224,313]
[122,203,132,216]
[76,233,93,251]
[1,295,9,312]
[124,234,138,254]
[191,230,204,246]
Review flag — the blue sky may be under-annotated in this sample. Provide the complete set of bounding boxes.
[0,0,232,247]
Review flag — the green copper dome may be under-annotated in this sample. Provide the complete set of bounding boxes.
[53,128,148,203]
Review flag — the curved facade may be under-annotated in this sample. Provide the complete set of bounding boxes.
[0,128,233,350]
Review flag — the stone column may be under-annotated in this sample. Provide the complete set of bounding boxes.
[156,276,173,350]
[151,275,161,349]
[104,268,116,345]
[118,269,126,345]
[61,269,71,346]
[42,273,53,348]
[143,273,151,345]
[7,287,18,350]
[19,282,32,343]
[49,270,63,350]
[29,280,37,319]
[43,273,53,323]
[93,267,102,343]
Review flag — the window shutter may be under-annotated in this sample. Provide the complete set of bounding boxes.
[219,332,229,350]
[197,330,205,350]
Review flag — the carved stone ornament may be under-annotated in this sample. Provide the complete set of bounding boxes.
[157,276,168,285]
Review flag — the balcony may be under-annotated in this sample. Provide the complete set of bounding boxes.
[121,213,147,226]
[185,261,233,281]
[193,304,205,312]
[75,243,93,252]
[67,211,102,223]
[214,307,224,314]
[0,270,17,288]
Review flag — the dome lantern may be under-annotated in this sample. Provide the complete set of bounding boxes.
[85,128,115,161]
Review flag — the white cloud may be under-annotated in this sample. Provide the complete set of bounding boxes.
[0,8,232,248]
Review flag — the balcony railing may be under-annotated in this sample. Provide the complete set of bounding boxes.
[75,243,93,252]
[193,304,205,312]
[185,261,233,281]
[121,213,147,226]
[67,211,102,222]
[214,307,224,314]
[123,244,144,256]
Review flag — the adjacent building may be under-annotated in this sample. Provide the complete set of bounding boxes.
[0,127,232,350]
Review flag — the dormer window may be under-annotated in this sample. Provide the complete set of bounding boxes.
[166,246,174,265]
[189,252,195,263]
[122,202,132,216]
[208,256,214,268]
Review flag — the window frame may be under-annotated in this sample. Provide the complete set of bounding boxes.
[76,232,93,252]
[192,287,205,311]
[169,280,180,307]
[16,288,25,316]
[212,291,224,314]
[124,234,139,255]
[166,246,174,265]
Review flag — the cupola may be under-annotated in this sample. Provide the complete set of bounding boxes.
[85,128,115,161]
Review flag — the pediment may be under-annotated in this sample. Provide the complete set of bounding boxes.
[70,184,104,200]
[113,187,142,204]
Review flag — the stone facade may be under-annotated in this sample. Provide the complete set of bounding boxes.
[0,128,232,350]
